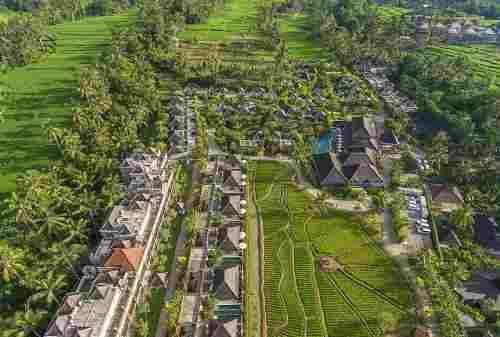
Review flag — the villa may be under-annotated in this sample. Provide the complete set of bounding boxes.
[313,116,384,189]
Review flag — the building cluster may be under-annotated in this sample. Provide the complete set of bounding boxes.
[169,94,197,153]
[415,15,500,46]
[313,116,398,189]
[44,150,173,337]
[180,159,246,337]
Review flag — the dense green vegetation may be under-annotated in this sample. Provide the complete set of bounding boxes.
[0,10,136,193]
[0,0,181,333]
[254,161,414,337]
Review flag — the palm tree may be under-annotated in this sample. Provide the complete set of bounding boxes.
[309,191,329,217]
[0,242,25,282]
[450,205,475,239]
[2,305,46,337]
[30,271,67,307]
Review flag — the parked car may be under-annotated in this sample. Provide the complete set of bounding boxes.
[417,226,431,234]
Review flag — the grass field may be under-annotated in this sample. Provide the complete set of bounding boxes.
[253,161,414,337]
[0,10,137,193]
[426,44,500,84]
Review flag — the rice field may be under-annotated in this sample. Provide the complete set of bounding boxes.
[426,44,500,84]
[0,7,16,22]
[0,10,137,193]
[177,0,325,68]
[253,161,414,337]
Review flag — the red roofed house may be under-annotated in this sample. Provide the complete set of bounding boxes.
[105,247,144,272]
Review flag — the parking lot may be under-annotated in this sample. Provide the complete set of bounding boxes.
[402,189,433,253]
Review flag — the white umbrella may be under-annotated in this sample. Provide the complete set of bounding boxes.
[239,242,247,250]
[240,200,247,206]
[240,209,247,215]
[242,174,247,180]
[240,232,246,239]
[241,181,247,186]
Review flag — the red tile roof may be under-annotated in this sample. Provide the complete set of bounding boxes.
[104,247,144,272]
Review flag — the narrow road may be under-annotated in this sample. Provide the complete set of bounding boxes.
[154,167,200,337]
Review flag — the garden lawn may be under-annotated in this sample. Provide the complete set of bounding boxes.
[0,10,137,193]
[254,161,414,337]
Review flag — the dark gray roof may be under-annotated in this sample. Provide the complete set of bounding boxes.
[473,214,500,252]
[214,265,240,301]
[460,272,500,302]
[313,152,345,185]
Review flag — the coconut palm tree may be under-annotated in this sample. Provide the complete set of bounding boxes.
[30,271,67,307]
[2,305,47,337]
[450,205,475,239]
[0,242,25,283]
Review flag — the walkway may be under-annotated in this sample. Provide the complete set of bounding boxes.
[155,166,201,337]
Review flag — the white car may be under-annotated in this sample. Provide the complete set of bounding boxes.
[417,221,430,229]
[417,227,431,234]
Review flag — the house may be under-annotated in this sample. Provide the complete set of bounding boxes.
[344,116,379,151]
[221,195,241,218]
[428,184,464,212]
[473,214,500,258]
[213,265,240,301]
[44,283,123,337]
[313,116,384,189]
[99,202,151,241]
[206,319,239,337]
[313,153,347,187]
[313,152,383,188]
[222,167,242,194]
[120,151,160,183]
[379,128,400,154]
[218,226,241,254]
[344,162,384,187]
[343,147,377,167]
[104,247,144,272]
[458,271,500,311]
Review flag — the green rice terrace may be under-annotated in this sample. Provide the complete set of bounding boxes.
[251,161,414,337]
[0,10,137,193]
[426,44,500,84]
[177,0,326,68]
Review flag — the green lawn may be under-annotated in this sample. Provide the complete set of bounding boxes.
[0,10,137,193]
[254,161,414,337]
[426,44,500,84]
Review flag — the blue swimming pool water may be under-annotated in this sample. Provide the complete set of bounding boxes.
[315,128,337,154]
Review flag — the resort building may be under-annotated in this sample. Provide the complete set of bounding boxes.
[313,116,384,189]
[43,150,175,337]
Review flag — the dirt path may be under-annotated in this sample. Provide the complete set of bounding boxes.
[249,162,268,337]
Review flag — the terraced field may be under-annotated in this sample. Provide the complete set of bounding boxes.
[177,0,325,71]
[253,161,414,337]
[426,44,500,83]
[0,10,137,193]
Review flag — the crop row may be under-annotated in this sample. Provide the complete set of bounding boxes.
[334,271,402,335]
[345,267,413,307]
[294,247,326,337]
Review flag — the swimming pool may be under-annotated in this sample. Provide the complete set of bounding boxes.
[315,128,337,154]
